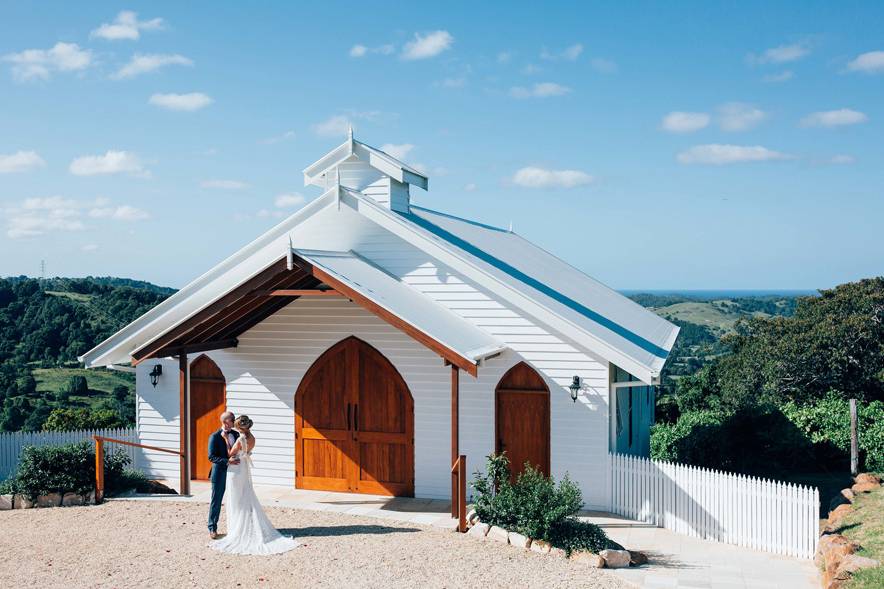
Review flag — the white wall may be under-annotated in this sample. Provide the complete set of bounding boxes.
[135,357,183,487]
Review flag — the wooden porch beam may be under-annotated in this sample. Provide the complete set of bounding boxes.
[153,338,238,360]
[179,354,190,496]
[254,289,343,297]
[451,364,459,518]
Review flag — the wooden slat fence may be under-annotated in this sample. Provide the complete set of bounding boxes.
[0,427,137,479]
[609,453,819,559]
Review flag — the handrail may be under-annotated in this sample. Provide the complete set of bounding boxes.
[451,455,467,533]
[93,435,186,504]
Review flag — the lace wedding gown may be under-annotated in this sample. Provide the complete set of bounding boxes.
[209,440,300,555]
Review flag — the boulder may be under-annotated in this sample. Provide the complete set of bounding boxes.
[13,495,34,509]
[833,554,880,581]
[851,482,879,494]
[630,551,649,566]
[600,549,631,569]
[816,534,859,567]
[37,493,63,507]
[570,551,605,567]
[466,509,479,525]
[840,488,856,502]
[508,532,531,549]
[487,526,509,544]
[0,494,12,510]
[548,546,567,558]
[530,540,551,554]
[854,473,881,486]
[467,522,489,538]
[827,503,854,529]
[62,493,85,507]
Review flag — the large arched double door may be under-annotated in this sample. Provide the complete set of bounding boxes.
[295,337,414,496]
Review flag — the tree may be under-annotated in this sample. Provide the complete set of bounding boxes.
[41,408,126,432]
[0,397,31,431]
[66,375,89,396]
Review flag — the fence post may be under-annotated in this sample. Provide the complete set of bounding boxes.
[458,455,467,533]
[94,436,104,504]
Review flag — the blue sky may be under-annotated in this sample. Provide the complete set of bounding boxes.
[1,1,882,290]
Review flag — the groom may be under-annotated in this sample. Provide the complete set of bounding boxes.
[208,411,240,539]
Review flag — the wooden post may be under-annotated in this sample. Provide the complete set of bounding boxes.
[179,355,191,496]
[850,398,858,476]
[451,364,459,518]
[458,454,467,533]
[94,436,104,504]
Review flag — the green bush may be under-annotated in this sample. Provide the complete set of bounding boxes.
[41,407,126,432]
[472,453,613,555]
[9,441,135,501]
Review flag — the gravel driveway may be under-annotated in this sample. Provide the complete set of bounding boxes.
[0,501,629,588]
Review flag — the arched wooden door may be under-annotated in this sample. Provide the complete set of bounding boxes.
[495,362,550,482]
[295,337,414,496]
[190,355,226,481]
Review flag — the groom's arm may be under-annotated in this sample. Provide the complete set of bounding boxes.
[207,434,228,466]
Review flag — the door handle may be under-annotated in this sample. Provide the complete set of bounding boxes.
[354,404,359,432]
[346,403,351,430]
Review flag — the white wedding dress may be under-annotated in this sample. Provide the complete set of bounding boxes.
[209,437,300,555]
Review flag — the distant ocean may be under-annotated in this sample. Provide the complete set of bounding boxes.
[618,289,818,299]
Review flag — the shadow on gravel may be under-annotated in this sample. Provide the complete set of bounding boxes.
[279,525,421,537]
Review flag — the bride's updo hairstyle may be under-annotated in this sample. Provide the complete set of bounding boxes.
[234,415,253,432]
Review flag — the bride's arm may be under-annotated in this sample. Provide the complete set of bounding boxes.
[227,437,242,458]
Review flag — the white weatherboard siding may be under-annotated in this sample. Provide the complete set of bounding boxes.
[135,357,183,485]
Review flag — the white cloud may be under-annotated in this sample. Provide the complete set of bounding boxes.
[846,51,884,74]
[511,166,593,188]
[0,150,46,173]
[677,144,792,165]
[401,30,454,60]
[349,44,394,58]
[763,70,794,83]
[541,43,583,61]
[464,183,477,192]
[497,51,512,64]
[800,108,868,128]
[749,42,810,64]
[88,205,149,221]
[590,58,618,73]
[312,115,352,137]
[69,151,145,176]
[91,11,164,41]
[661,112,710,133]
[521,64,541,75]
[438,77,466,88]
[380,143,414,160]
[113,53,192,79]
[274,193,305,208]
[200,179,249,190]
[718,102,766,132]
[829,154,856,165]
[260,130,296,145]
[149,92,213,111]
[349,44,367,58]
[509,82,571,98]
[3,42,92,81]
[81,244,99,252]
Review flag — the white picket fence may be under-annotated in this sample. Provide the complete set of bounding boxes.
[0,427,137,479]
[609,453,819,559]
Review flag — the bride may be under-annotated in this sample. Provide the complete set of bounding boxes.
[209,415,300,555]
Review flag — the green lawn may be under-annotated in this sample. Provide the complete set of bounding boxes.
[841,484,884,589]
[43,290,95,303]
[653,300,753,333]
[32,366,134,409]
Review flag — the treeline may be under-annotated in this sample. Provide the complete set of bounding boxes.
[652,277,884,475]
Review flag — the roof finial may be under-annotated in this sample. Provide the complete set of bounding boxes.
[348,124,354,142]
[508,220,514,233]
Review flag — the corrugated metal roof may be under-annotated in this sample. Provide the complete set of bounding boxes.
[399,206,679,376]
[296,248,505,364]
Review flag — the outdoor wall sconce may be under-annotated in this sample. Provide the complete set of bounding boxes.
[569,375,581,402]
[149,364,163,387]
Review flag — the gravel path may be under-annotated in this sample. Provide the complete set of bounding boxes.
[0,501,629,589]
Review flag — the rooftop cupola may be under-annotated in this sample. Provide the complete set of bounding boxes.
[303,127,429,213]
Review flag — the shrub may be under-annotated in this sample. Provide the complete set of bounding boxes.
[10,441,135,501]
[472,453,612,554]
[41,407,126,432]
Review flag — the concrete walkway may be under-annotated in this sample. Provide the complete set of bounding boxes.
[114,482,818,589]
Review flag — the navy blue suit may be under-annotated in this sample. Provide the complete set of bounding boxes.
[207,428,239,532]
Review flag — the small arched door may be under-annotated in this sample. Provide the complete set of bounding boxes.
[190,355,226,481]
[495,362,550,482]
[295,337,414,496]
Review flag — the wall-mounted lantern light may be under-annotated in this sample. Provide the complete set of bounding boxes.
[149,364,163,387]
[569,375,581,403]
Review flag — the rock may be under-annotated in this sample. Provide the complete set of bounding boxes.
[816,534,858,567]
[841,488,856,502]
[62,493,84,507]
[833,554,880,581]
[600,549,631,569]
[13,495,34,509]
[508,532,531,549]
[530,540,551,554]
[0,494,13,510]
[630,551,649,566]
[828,503,853,527]
[854,473,881,486]
[486,526,509,544]
[466,509,479,525]
[36,493,62,508]
[570,551,605,567]
[467,522,489,538]
[851,482,879,494]
[548,546,567,558]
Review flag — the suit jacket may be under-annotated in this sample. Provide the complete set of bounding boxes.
[208,428,240,467]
